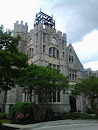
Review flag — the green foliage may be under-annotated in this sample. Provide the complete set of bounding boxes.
[16,64,69,122]
[59,112,95,120]
[93,115,98,119]
[11,102,34,120]
[0,120,3,126]
[86,108,95,114]
[16,64,69,103]
[72,76,98,96]
[79,113,93,119]
[0,25,28,91]
[0,113,7,119]
[0,119,11,124]
[72,76,98,115]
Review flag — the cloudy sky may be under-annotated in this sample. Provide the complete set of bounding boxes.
[0,0,98,70]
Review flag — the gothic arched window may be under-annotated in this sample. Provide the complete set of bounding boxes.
[32,48,34,57]
[57,50,59,59]
[27,48,34,58]
[49,47,59,58]
[49,48,52,56]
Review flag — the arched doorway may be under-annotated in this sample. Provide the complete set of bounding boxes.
[69,96,76,112]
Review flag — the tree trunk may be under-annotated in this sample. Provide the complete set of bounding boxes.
[32,103,48,122]
[2,90,7,112]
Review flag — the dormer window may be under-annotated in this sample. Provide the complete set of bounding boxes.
[69,55,74,63]
[70,48,72,53]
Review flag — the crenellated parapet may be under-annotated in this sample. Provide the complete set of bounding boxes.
[14,21,28,34]
[14,21,28,54]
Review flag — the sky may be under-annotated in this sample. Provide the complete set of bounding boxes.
[0,0,98,71]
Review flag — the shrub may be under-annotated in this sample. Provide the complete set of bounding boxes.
[59,112,94,120]
[11,102,34,120]
[0,113,7,119]
[93,115,98,119]
[79,113,93,119]
[0,120,3,126]
[86,108,95,114]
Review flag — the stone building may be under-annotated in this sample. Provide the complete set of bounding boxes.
[84,68,98,77]
[0,11,86,115]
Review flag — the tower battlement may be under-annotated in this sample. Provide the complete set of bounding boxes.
[14,21,28,34]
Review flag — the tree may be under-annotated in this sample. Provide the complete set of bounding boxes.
[72,76,98,115]
[0,25,28,111]
[16,64,69,121]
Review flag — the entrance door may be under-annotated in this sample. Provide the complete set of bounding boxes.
[69,96,76,112]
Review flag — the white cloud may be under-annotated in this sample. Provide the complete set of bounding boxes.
[83,61,98,71]
[0,0,40,30]
[72,30,98,65]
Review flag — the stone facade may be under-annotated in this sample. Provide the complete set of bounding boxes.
[1,11,87,115]
[84,68,98,77]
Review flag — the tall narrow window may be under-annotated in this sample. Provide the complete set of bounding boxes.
[69,74,71,80]
[57,50,59,59]
[49,63,52,67]
[69,55,74,63]
[69,70,77,81]
[75,71,77,81]
[72,74,74,80]
[53,91,56,102]
[57,65,59,70]
[63,52,64,59]
[72,56,73,63]
[49,48,52,56]
[70,48,72,53]
[43,45,45,53]
[53,47,55,57]
[29,48,31,58]
[57,65,60,73]
[53,64,56,69]
[69,55,71,63]
[32,48,34,57]
[57,91,60,102]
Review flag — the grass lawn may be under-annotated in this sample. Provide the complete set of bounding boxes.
[0,119,12,124]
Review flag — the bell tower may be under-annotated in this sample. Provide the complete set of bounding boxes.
[34,11,55,28]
